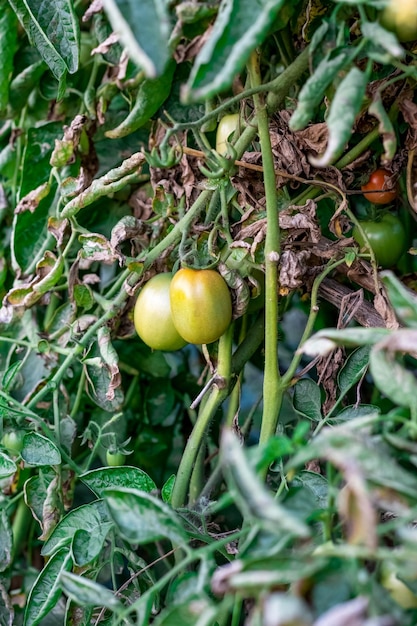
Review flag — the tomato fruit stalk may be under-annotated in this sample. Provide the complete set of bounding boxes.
[170,268,233,344]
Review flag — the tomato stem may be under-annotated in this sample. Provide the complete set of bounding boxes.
[248,51,282,452]
[171,324,234,508]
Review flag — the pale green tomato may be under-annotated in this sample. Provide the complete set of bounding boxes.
[216,113,239,155]
[134,273,187,351]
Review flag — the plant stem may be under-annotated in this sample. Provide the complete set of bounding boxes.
[171,324,234,509]
[248,51,282,447]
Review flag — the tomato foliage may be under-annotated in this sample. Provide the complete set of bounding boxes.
[1,0,417,624]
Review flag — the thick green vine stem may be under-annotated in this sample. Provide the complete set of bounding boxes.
[248,52,282,448]
[171,323,234,509]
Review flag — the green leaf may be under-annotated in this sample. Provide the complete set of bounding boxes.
[152,595,217,626]
[60,571,123,611]
[362,20,404,60]
[80,466,156,498]
[102,0,171,77]
[161,474,175,503]
[0,451,17,478]
[293,379,322,421]
[310,66,368,167]
[7,0,79,80]
[184,0,287,102]
[291,471,328,510]
[0,3,18,114]
[337,346,370,395]
[2,361,23,392]
[370,342,417,411]
[288,420,417,500]
[21,432,61,466]
[84,337,125,412]
[220,429,310,538]
[7,59,46,117]
[368,92,397,162]
[0,508,12,573]
[105,59,176,139]
[71,524,114,567]
[289,48,355,131]
[104,487,187,545]
[301,327,391,356]
[24,547,73,626]
[380,270,417,328]
[41,500,113,558]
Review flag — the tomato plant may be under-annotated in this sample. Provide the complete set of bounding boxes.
[134,273,187,351]
[215,113,239,154]
[170,268,232,344]
[352,213,406,268]
[361,169,397,205]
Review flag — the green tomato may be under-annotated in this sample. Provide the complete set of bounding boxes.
[134,273,187,351]
[2,430,25,455]
[215,113,239,155]
[381,0,417,42]
[352,213,406,269]
[106,450,126,466]
[170,268,233,345]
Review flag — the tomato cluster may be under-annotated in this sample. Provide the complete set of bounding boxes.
[134,268,233,350]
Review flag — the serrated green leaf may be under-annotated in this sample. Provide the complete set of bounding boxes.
[60,572,123,610]
[21,432,61,466]
[104,487,187,545]
[0,3,18,114]
[102,0,171,77]
[24,547,73,626]
[184,0,286,102]
[80,466,156,498]
[8,0,79,80]
[41,500,113,558]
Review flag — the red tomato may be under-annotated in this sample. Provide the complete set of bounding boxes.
[361,169,397,205]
